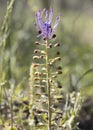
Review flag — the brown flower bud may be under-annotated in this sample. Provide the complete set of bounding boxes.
[33,56,40,60]
[57,66,62,70]
[55,57,61,61]
[33,63,39,67]
[34,77,41,81]
[34,72,42,76]
[54,43,60,47]
[52,34,56,38]
[36,99,41,102]
[56,71,63,75]
[48,43,52,48]
[56,51,60,55]
[34,49,40,53]
[36,93,42,96]
[52,75,57,78]
[35,41,40,45]
[49,79,53,83]
[40,55,44,59]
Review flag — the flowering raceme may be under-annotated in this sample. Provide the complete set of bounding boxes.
[35,8,60,40]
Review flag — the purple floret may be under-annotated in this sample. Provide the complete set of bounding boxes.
[35,8,60,40]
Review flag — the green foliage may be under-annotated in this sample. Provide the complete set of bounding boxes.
[8,126,18,130]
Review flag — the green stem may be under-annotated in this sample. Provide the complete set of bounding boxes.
[0,0,15,81]
[45,39,51,130]
[29,63,35,130]
[10,96,13,129]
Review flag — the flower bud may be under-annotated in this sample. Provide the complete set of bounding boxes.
[34,49,41,53]
[42,67,46,71]
[35,41,40,45]
[34,72,42,76]
[49,79,53,83]
[36,93,42,96]
[34,85,41,87]
[56,66,62,70]
[42,80,47,83]
[56,71,63,75]
[54,43,60,47]
[56,51,60,55]
[52,34,56,38]
[34,77,41,81]
[52,75,57,78]
[40,55,44,59]
[48,43,52,48]
[38,30,42,34]
[33,56,40,60]
[55,57,61,61]
[33,63,39,67]
[36,99,41,102]
[41,51,45,54]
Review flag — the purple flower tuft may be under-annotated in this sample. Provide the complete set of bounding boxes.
[35,8,60,40]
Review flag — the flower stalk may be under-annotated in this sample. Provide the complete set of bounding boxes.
[32,8,62,129]
[45,39,51,130]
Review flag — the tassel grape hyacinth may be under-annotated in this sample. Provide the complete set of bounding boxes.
[30,8,62,130]
[29,8,81,130]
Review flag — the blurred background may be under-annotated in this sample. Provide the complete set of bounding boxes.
[0,1,93,130]
[0,0,93,95]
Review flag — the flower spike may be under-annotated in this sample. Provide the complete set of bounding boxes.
[35,8,60,40]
